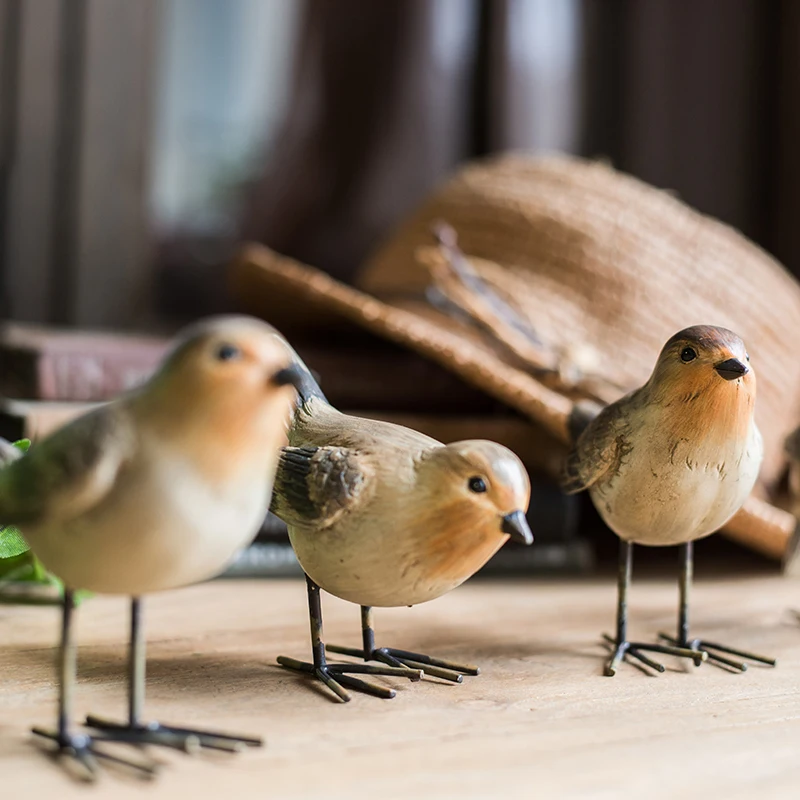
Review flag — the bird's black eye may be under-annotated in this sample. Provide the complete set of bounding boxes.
[215,343,241,362]
[745,353,750,362]
[680,347,697,363]
[468,476,487,493]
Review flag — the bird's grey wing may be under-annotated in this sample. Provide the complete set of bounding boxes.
[270,445,370,529]
[0,405,135,525]
[562,399,631,495]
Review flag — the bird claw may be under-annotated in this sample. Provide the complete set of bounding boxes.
[277,654,413,702]
[658,633,776,672]
[32,727,158,781]
[326,642,478,683]
[84,715,262,753]
[602,633,707,676]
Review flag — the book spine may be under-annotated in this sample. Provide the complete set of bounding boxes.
[37,352,161,401]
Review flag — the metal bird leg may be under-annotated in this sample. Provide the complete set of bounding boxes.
[658,542,776,672]
[32,589,158,781]
[85,597,263,752]
[326,605,479,683]
[604,541,708,676]
[277,575,423,702]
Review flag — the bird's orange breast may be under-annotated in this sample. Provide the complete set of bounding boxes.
[659,372,755,450]
[414,500,507,587]
[146,387,292,488]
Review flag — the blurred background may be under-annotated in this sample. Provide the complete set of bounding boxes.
[2,0,798,328]
[1,0,799,577]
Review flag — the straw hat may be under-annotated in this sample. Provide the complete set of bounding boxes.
[231,153,800,563]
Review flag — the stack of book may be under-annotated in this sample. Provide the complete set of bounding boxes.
[0,323,591,577]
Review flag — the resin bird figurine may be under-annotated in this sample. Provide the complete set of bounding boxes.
[784,426,800,516]
[0,315,303,778]
[563,325,775,676]
[272,370,533,702]
[783,427,800,624]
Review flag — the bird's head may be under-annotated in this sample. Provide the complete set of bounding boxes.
[420,440,533,545]
[143,315,303,441]
[650,325,755,400]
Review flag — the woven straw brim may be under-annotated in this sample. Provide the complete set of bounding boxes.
[362,154,800,496]
[231,243,796,561]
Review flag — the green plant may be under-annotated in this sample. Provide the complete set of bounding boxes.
[0,438,88,604]
[0,438,31,560]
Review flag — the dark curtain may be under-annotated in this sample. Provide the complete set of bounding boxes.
[240,0,584,282]
[592,0,794,259]
[240,0,800,287]
[241,0,486,282]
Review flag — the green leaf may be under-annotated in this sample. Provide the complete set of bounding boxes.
[0,525,30,558]
[0,551,36,581]
[0,440,31,557]
[0,552,93,605]
[0,438,92,604]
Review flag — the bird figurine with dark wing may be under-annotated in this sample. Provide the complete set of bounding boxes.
[563,325,775,676]
[271,363,533,702]
[784,426,800,518]
[0,316,303,779]
[783,426,800,624]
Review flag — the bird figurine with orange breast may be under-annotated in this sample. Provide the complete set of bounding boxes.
[563,325,775,676]
[272,367,533,702]
[0,316,303,778]
[784,426,800,518]
[783,426,800,624]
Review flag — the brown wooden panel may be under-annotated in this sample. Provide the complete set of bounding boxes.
[620,0,763,239]
[1,576,798,795]
[0,1,19,175]
[0,0,21,319]
[71,0,156,327]
[769,0,800,277]
[2,0,61,322]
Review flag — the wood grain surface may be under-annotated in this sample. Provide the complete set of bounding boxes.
[1,574,799,799]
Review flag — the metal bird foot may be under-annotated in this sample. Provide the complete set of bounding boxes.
[602,634,707,676]
[279,580,424,702]
[658,633,776,672]
[84,715,262,753]
[32,727,158,782]
[326,643,478,683]
[325,605,479,684]
[276,655,423,702]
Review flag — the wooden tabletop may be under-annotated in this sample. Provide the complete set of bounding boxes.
[1,572,799,799]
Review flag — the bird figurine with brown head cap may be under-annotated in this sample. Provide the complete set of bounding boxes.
[783,427,800,517]
[271,365,533,702]
[563,325,775,676]
[0,316,303,779]
[782,427,800,622]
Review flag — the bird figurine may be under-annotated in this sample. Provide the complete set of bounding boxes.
[271,365,533,702]
[784,426,800,517]
[783,427,800,623]
[0,316,303,778]
[563,325,775,676]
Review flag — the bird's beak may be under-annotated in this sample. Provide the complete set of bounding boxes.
[714,357,749,381]
[270,363,305,389]
[501,510,534,545]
